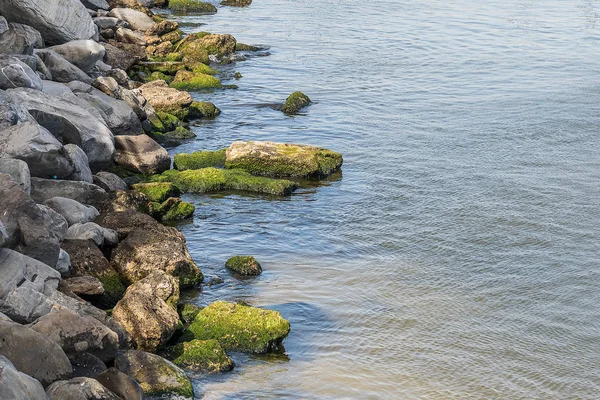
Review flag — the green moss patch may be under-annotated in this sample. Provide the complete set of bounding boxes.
[169,0,217,12]
[191,63,217,75]
[225,256,262,276]
[132,182,181,203]
[281,91,311,115]
[178,303,202,324]
[98,272,127,307]
[166,339,234,373]
[235,43,259,51]
[189,101,221,119]
[149,197,195,221]
[170,70,222,91]
[174,149,227,170]
[185,301,290,353]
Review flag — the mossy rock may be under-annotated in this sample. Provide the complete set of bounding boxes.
[179,43,210,65]
[137,61,186,75]
[163,52,183,62]
[235,43,259,51]
[169,0,217,12]
[132,182,181,202]
[170,70,222,91]
[156,111,183,131]
[189,101,221,119]
[174,149,226,170]
[281,91,311,115]
[149,197,195,221]
[190,62,217,75]
[178,303,202,324]
[225,256,262,276]
[166,339,233,373]
[234,72,242,80]
[184,301,290,353]
[225,141,343,178]
[148,71,173,83]
[98,271,127,307]
[151,167,298,196]
[221,0,252,5]
[161,31,183,44]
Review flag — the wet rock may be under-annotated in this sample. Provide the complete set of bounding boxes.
[46,377,121,400]
[109,8,154,31]
[281,91,311,115]
[70,352,107,379]
[170,69,222,91]
[64,276,105,296]
[225,141,343,178]
[173,149,226,170]
[221,0,252,6]
[0,355,49,399]
[64,222,118,247]
[34,49,93,84]
[116,350,193,398]
[43,197,99,226]
[93,172,128,192]
[95,368,143,400]
[166,339,234,373]
[195,33,236,57]
[114,134,171,174]
[225,255,262,276]
[48,40,105,72]
[0,158,31,194]
[30,178,109,210]
[146,20,178,36]
[0,54,42,90]
[149,197,195,222]
[169,0,216,12]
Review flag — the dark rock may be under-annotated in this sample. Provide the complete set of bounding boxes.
[0,158,30,194]
[30,178,109,210]
[81,0,111,11]
[34,49,93,83]
[0,23,43,54]
[46,377,121,400]
[93,172,128,192]
[114,134,170,174]
[70,352,107,378]
[95,368,143,400]
[65,276,105,296]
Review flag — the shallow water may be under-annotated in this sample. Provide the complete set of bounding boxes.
[162,1,600,398]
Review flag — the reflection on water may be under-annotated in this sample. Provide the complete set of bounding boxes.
[166,0,600,398]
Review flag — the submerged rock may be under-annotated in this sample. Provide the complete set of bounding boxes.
[225,141,343,178]
[225,255,262,276]
[281,91,311,115]
[166,339,234,373]
[174,149,227,170]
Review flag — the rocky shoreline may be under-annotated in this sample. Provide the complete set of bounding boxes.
[0,0,342,398]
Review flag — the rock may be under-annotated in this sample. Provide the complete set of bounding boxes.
[0,54,42,90]
[166,339,234,373]
[131,182,180,202]
[61,239,125,305]
[0,89,32,129]
[48,40,106,72]
[225,141,343,178]
[189,100,221,118]
[169,0,217,12]
[94,17,119,31]
[0,175,62,267]
[0,23,44,55]
[46,377,121,400]
[112,227,203,288]
[173,149,226,170]
[37,205,69,243]
[0,222,7,248]
[108,8,154,31]
[281,91,311,115]
[95,368,143,400]
[65,144,94,183]
[117,87,150,121]
[56,249,72,275]
[94,210,173,239]
[221,0,251,6]
[115,27,146,46]
[34,49,93,83]
[170,69,221,91]
[41,80,73,96]
[81,0,110,11]
[0,121,74,179]
[7,88,115,171]
[103,42,142,71]
[0,17,8,35]
[70,352,107,378]
[0,355,49,399]
[177,303,201,324]
[30,178,109,210]
[149,197,195,222]
[146,20,178,36]
[30,308,119,363]
[43,197,99,226]
[112,271,180,351]
[93,172,128,192]
[0,319,72,387]
[0,158,31,193]
[64,222,118,247]
[64,276,105,296]
[101,190,150,214]
[185,301,290,353]
[116,350,193,398]
[114,134,171,174]
[138,80,192,120]
[92,76,119,96]
[225,255,262,276]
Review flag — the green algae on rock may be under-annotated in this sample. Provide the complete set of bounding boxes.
[185,301,290,353]
[151,167,298,196]
[281,91,311,115]
[169,0,217,12]
[221,0,252,5]
[170,70,222,90]
[178,303,202,324]
[132,182,181,203]
[149,197,195,221]
[189,101,221,119]
[174,149,227,170]
[226,255,262,276]
[225,141,343,178]
[235,43,259,51]
[190,62,217,75]
[166,339,234,373]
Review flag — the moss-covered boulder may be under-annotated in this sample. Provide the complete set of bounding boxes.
[161,30,183,44]
[179,41,210,65]
[226,256,262,276]
[170,70,222,91]
[185,301,290,353]
[178,303,202,324]
[132,182,181,202]
[151,167,298,196]
[236,43,259,51]
[139,80,193,121]
[151,126,196,146]
[166,339,234,373]
[174,149,227,170]
[138,61,186,75]
[281,91,311,114]
[225,141,343,178]
[191,63,217,75]
[222,0,252,5]
[169,0,217,12]
[116,350,193,398]
[149,197,195,221]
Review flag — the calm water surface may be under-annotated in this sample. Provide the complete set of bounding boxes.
[162,1,600,398]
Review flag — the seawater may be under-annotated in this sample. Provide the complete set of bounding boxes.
[163,1,600,398]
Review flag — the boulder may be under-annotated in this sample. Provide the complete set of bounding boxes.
[95,368,143,400]
[108,8,154,31]
[166,339,233,373]
[30,308,119,363]
[103,42,141,71]
[37,205,69,242]
[112,227,203,288]
[30,178,109,210]
[145,20,178,37]
[42,197,99,226]
[0,222,7,248]
[65,144,94,183]
[169,0,216,12]
[112,272,180,351]
[93,17,119,30]
[148,197,195,222]
[0,89,32,129]
[82,0,111,10]
[0,175,62,266]
[131,182,180,202]
[281,91,311,114]
[114,134,171,174]
[0,319,72,387]
[0,355,49,399]
[56,249,72,275]
[94,209,173,239]
[0,0,97,46]
[138,80,192,120]
[101,190,151,214]
[225,141,343,178]
[7,88,115,171]
[46,377,121,400]
[34,49,93,83]
[0,23,44,55]
[93,172,128,192]
[0,54,42,90]
[64,276,105,296]
[225,255,262,276]
[70,352,107,378]
[0,158,31,194]
[221,0,252,6]
[48,40,105,73]
[115,27,146,46]
[115,351,193,398]
[0,17,8,35]
[64,222,118,247]
[92,76,119,96]
[185,301,290,353]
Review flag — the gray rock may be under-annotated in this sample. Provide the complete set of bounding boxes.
[114,27,145,46]
[65,144,94,183]
[56,249,72,275]
[0,17,8,35]
[48,40,106,72]
[0,355,49,399]
[65,222,117,247]
[37,204,69,243]
[0,158,31,193]
[0,222,7,248]
[108,8,155,32]
[0,90,32,129]
[46,377,121,400]
[81,0,110,11]
[93,17,119,31]
[0,319,72,387]
[95,368,143,400]
[0,23,44,55]
[34,49,92,84]
[70,352,107,378]
[31,178,109,210]
[8,88,115,171]
[43,197,99,226]
[41,80,73,96]
[93,172,128,192]
[0,121,74,179]
[30,308,119,363]
[64,276,104,296]
[0,54,42,90]
[104,68,129,87]
[114,134,170,174]
[34,53,53,80]
[116,87,149,120]
[10,54,38,71]
[0,0,97,46]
